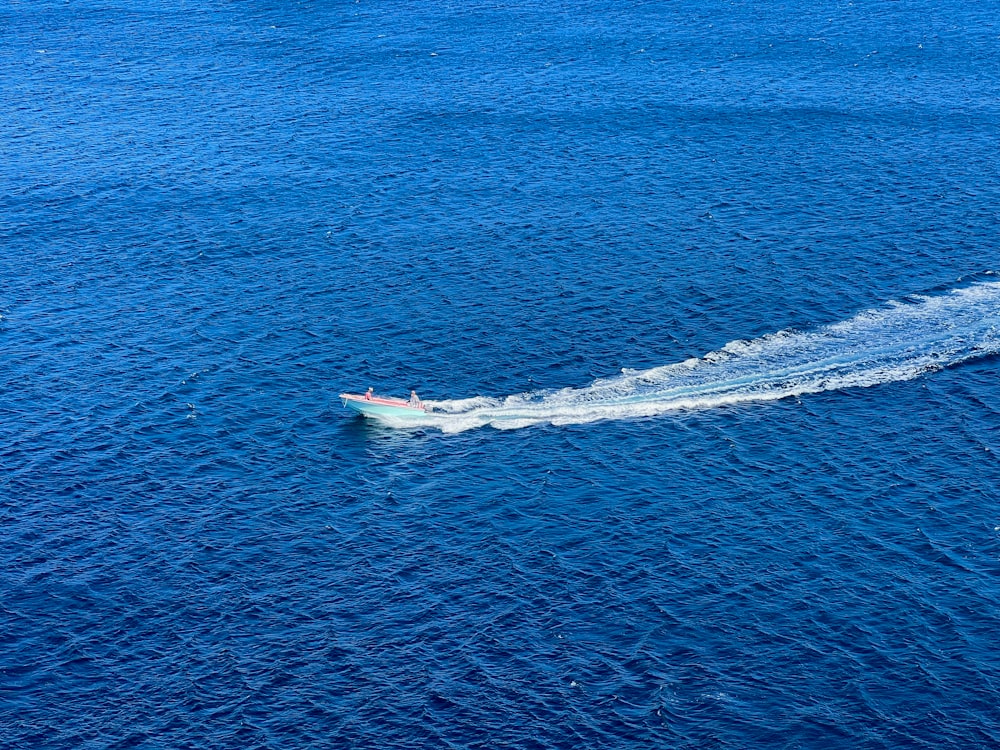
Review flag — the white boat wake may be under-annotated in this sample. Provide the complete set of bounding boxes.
[378,278,1000,433]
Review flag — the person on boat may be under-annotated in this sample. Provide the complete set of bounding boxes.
[365,387,374,401]
[409,390,422,408]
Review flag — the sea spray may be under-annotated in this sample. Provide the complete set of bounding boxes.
[379,279,1000,432]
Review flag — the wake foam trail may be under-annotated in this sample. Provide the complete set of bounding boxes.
[391,279,1000,433]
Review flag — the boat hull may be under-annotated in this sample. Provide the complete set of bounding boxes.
[339,393,427,419]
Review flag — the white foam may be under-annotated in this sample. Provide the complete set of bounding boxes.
[384,281,1000,433]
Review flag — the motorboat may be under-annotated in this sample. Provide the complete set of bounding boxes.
[339,391,427,420]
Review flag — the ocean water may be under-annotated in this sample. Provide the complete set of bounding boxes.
[3,1,1000,747]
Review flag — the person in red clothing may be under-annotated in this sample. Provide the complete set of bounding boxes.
[365,387,374,401]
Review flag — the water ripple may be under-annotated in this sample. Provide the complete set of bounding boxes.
[4,0,1000,747]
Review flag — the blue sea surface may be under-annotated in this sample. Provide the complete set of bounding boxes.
[3,1,1000,747]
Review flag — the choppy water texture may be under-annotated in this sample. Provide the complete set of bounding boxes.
[3,1,1000,748]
